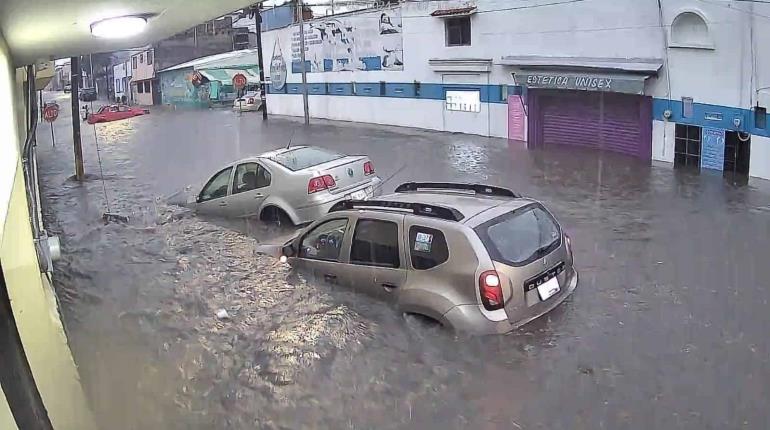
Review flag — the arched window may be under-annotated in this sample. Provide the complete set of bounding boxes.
[671,12,712,49]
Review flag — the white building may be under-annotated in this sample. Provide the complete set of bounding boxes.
[131,48,157,105]
[113,60,132,103]
[260,0,770,181]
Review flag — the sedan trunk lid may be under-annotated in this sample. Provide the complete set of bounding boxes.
[307,155,374,194]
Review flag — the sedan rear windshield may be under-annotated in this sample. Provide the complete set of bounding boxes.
[270,147,345,171]
[474,204,561,267]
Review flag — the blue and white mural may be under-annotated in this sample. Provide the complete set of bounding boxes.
[291,7,403,73]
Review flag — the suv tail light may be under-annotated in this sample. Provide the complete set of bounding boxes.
[479,270,504,311]
[308,175,336,194]
[364,161,375,176]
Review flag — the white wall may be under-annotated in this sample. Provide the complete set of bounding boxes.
[261,0,770,178]
[750,135,770,180]
[113,62,128,99]
[262,0,665,88]
[652,120,675,163]
[261,0,666,137]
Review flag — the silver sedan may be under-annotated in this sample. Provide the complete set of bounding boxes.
[169,146,382,225]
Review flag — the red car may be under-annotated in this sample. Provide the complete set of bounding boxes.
[87,105,149,124]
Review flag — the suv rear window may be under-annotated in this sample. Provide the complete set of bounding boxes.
[270,147,345,171]
[409,226,449,270]
[474,204,561,267]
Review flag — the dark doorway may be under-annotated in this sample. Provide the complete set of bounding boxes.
[151,79,162,105]
[723,131,751,185]
[674,124,701,170]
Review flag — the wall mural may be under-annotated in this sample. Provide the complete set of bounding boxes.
[291,7,403,73]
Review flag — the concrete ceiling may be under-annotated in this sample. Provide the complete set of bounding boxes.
[1,0,262,66]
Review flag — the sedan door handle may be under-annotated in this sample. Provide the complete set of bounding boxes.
[253,194,264,198]
[323,273,337,283]
[218,202,228,207]
[381,283,398,292]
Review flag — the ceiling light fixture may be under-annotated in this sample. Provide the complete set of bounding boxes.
[90,16,148,39]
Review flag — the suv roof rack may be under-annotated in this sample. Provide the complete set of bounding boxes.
[394,182,519,198]
[329,199,464,222]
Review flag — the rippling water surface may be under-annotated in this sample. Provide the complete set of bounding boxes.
[36,93,770,429]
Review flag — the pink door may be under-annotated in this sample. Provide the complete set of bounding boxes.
[507,95,527,142]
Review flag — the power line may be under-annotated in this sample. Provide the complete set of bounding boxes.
[694,0,770,20]
[266,0,592,19]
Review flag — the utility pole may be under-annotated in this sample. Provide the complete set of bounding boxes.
[297,0,310,125]
[252,4,268,120]
[70,56,85,181]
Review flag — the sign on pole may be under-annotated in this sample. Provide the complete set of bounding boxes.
[43,102,59,146]
[232,73,247,90]
[43,103,60,122]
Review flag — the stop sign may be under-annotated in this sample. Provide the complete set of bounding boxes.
[43,103,59,123]
[232,73,247,90]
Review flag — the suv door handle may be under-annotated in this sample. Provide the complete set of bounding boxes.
[218,201,228,207]
[253,193,264,198]
[323,273,337,283]
[381,283,398,291]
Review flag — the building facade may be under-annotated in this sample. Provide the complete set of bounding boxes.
[130,48,158,105]
[158,49,260,108]
[113,60,132,103]
[48,62,70,91]
[261,0,770,182]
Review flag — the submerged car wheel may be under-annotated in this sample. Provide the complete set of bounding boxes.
[260,206,292,227]
[403,312,444,331]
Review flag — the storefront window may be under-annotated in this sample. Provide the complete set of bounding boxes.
[445,90,480,113]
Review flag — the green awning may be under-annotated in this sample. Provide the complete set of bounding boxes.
[199,68,261,85]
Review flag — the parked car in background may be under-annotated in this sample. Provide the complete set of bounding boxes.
[169,146,382,225]
[233,91,262,112]
[79,87,97,102]
[86,104,149,124]
[257,182,578,335]
[63,84,71,93]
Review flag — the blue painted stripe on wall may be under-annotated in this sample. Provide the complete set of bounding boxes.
[651,98,770,137]
[266,82,770,137]
[268,82,512,103]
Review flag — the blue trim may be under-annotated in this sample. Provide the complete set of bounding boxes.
[652,98,770,137]
[266,82,770,137]
[267,81,511,104]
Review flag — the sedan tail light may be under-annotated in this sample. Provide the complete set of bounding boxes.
[363,161,375,176]
[308,175,336,194]
[479,270,504,311]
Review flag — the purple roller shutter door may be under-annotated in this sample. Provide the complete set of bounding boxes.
[531,89,652,159]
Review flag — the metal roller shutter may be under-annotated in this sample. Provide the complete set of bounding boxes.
[538,90,649,158]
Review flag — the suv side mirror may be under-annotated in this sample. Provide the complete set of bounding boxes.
[281,243,296,258]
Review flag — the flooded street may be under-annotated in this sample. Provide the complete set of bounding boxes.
[36,93,770,429]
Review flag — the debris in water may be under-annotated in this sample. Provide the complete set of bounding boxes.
[103,212,130,224]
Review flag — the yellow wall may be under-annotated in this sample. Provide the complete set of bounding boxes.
[0,32,96,430]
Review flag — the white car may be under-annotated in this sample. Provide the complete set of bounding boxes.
[168,146,382,225]
[233,91,262,112]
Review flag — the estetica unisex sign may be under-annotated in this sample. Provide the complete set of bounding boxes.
[513,72,646,95]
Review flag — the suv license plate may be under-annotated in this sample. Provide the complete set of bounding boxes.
[537,277,560,301]
[349,190,368,200]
